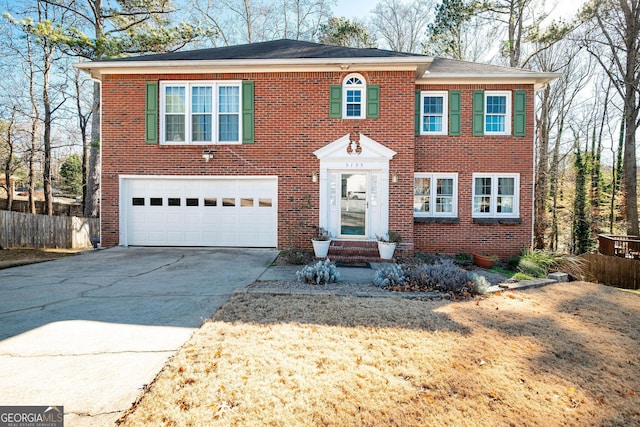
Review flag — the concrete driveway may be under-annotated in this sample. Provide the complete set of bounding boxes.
[0,247,278,426]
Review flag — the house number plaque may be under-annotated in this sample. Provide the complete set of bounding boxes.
[345,162,365,168]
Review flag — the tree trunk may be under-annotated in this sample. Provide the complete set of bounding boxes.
[43,59,53,216]
[534,85,550,249]
[623,108,638,235]
[84,80,100,218]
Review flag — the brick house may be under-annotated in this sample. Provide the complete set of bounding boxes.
[76,39,557,259]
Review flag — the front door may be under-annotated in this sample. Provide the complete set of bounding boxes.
[339,173,367,238]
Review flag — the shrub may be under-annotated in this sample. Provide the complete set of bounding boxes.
[516,258,546,278]
[467,272,491,295]
[514,249,587,280]
[281,248,313,265]
[408,259,471,293]
[296,259,340,285]
[373,264,406,287]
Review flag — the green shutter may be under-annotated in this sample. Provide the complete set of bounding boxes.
[366,85,380,118]
[242,81,254,144]
[472,90,485,136]
[449,90,461,136]
[415,90,421,136]
[329,85,342,118]
[513,90,526,136]
[145,82,158,145]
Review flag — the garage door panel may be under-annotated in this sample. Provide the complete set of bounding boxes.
[123,177,277,247]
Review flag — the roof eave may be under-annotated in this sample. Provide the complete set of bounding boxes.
[74,57,432,80]
[416,72,562,89]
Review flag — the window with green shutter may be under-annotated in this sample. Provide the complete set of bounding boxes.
[418,91,448,135]
[415,91,421,136]
[448,90,461,136]
[242,81,255,144]
[513,90,526,137]
[329,85,342,118]
[145,82,159,144]
[366,85,380,118]
[472,90,485,136]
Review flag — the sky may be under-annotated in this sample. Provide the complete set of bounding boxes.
[333,0,586,21]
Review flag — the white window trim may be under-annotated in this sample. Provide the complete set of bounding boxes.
[472,173,520,218]
[159,80,243,145]
[420,91,448,135]
[342,73,366,119]
[413,173,458,217]
[485,91,511,136]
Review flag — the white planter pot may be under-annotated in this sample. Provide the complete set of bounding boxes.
[312,239,331,258]
[377,241,397,260]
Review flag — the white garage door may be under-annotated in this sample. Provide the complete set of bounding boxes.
[120,176,278,247]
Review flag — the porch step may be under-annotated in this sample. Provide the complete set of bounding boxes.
[317,240,394,264]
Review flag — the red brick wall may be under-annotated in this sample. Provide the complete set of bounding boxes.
[100,71,416,249]
[414,84,535,259]
[100,73,534,258]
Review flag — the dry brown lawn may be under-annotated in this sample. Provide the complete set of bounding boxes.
[119,282,640,427]
[0,247,77,267]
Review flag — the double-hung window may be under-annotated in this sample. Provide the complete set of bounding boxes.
[160,81,241,144]
[420,91,447,135]
[414,173,458,217]
[472,173,519,217]
[485,91,511,135]
[343,73,366,119]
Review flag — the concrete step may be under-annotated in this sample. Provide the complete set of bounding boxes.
[316,240,395,264]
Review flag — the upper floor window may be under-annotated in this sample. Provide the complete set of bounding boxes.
[484,91,511,135]
[420,91,448,135]
[160,81,241,144]
[472,173,519,217]
[343,73,366,119]
[414,173,458,217]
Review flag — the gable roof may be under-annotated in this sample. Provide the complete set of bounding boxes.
[75,39,559,87]
[110,39,422,62]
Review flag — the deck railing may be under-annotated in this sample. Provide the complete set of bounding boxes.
[598,234,640,259]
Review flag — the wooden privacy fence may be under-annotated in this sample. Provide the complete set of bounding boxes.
[0,210,99,249]
[581,253,640,290]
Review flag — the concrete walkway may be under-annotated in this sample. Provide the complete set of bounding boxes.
[0,247,279,427]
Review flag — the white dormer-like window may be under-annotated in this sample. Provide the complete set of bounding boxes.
[343,73,366,119]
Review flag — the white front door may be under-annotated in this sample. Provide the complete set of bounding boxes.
[339,173,368,238]
[314,133,396,240]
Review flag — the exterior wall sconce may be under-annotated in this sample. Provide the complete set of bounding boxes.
[202,149,214,162]
[392,174,398,183]
[312,172,318,183]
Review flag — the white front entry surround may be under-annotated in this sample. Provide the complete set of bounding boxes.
[313,134,396,240]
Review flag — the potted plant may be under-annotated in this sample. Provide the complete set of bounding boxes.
[376,231,402,260]
[472,253,497,269]
[311,226,331,258]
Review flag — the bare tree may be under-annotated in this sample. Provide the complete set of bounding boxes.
[581,0,640,235]
[41,0,208,217]
[370,0,434,53]
[193,0,333,46]
[0,110,19,212]
[532,42,592,249]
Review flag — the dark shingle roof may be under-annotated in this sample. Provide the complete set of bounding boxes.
[108,39,423,62]
[427,57,538,75]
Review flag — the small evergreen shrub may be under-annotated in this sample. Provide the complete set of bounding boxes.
[373,264,406,287]
[296,259,340,285]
